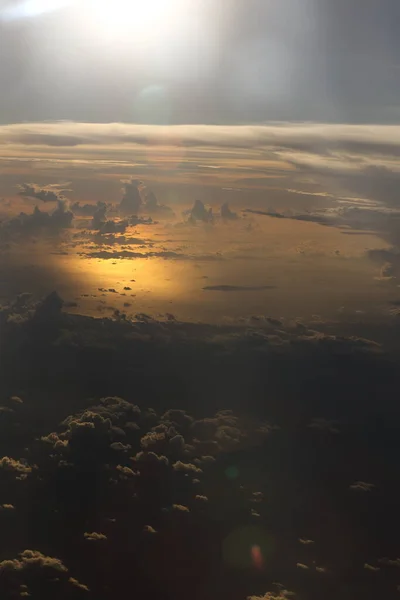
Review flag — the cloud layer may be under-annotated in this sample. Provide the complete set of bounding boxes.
[0,121,399,156]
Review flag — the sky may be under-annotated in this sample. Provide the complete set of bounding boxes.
[0,0,399,124]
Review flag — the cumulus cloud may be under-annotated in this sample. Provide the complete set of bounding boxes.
[9,395,23,405]
[195,494,208,502]
[0,456,32,474]
[84,532,107,542]
[91,202,108,229]
[247,592,295,600]
[378,557,400,567]
[132,451,169,468]
[221,202,238,220]
[349,481,375,492]
[142,187,174,217]
[116,465,136,477]
[4,122,400,218]
[143,525,157,534]
[110,441,131,452]
[87,203,131,235]
[187,199,213,223]
[0,550,89,596]
[364,563,380,572]
[119,179,142,216]
[40,432,68,449]
[172,503,190,512]
[172,461,203,474]
[0,503,15,510]
[71,201,100,216]
[68,577,90,591]
[18,183,67,203]
[1,200,73,238]
[162,409,193,429]
[140,431,167,450]
[0,286,399,600]
[0,550,67,573]
[369,248,400,280]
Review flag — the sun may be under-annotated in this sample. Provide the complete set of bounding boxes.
[85,0,184,40]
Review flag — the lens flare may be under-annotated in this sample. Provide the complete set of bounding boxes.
[251,544,264,570]
[0,0,69,20]
[85,0,185,39]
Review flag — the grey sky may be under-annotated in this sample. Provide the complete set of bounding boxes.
[0,0,399,125]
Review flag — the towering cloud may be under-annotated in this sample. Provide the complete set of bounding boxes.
[143,189,174,217]
[221,202,238,220]
[2,200,73,238]
[119,179,142,216]
[188,199,213,223]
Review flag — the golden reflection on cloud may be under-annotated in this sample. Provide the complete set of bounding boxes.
[33,216,390,323]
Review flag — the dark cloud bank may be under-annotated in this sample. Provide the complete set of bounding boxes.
[0,293,399,599]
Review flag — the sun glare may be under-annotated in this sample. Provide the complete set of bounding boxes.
[85,0,184,39]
